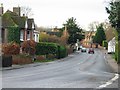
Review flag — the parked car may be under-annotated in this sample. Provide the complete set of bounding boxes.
[88,48,94,54]
[81,47,87,52]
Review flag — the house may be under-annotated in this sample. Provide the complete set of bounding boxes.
[82,31,96,47]
[108,37,116,54]
[1,5,39,43]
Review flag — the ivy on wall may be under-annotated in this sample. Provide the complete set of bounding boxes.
[7,26,20,44]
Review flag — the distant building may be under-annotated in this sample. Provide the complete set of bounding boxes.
[83,31,96,46]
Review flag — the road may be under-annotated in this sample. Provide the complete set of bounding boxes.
[2,49,119,88]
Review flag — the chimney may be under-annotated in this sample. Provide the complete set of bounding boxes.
[0,3,3,15]
[13,7,21,16]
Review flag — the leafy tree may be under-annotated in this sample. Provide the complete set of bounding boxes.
[63,17,83,45]
[106,1,120,63]
[93,24,106,46]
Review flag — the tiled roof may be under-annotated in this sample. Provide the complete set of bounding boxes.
[2,10,17,28]
[2,10,35,30]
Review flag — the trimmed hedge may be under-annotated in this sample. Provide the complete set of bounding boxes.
[36,42,58,55]
[57,45,67,59]
[35,42,67,59]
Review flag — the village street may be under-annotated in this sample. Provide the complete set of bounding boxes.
[2,49,119,89]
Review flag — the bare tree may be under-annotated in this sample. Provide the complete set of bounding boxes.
[88,21,100,31]
[21,6,33,17]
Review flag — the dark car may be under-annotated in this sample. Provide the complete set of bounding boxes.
[88,48,94,54]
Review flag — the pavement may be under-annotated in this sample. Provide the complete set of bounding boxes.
[1,48,120,74]
[1,53,75,71]
[100,48,119,74]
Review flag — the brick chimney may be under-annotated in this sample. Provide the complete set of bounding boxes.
[0,3,4,16]
[13,7,21,16]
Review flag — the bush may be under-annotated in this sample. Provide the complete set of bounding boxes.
[35,42,67,59]
[2,42,20,55]
[21,40,36,55]
[57,45,67,59]
[35,42,58,55]
[102,40,108,49]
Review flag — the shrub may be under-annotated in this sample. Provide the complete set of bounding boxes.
[35,42,67,59]
[2,42,20,55]
[21,40,36,55]
[57,45,67,59]
[102,40,108,49]
[35,42,58,55]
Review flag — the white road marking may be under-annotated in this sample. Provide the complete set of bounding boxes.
[97,73,119,89]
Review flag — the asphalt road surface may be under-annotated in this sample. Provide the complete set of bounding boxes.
[2,49,119,88]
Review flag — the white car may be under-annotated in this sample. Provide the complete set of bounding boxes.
[81,47,87,52]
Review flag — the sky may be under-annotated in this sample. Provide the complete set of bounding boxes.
[1,0,110,30]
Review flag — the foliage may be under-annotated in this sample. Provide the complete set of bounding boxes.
[7,26,20,44]
[102,40,108,49]
[39,32,49,42]
[63,17,83,44]
[35,42,58,55]
[106,1,120,32]
[57,45,67,59]
[21,40,36,55]
[35,42,67,59]
[39,32,60,44]
[93,24,106,46]
[106,1,120,63]
[60,27,69,46]
[2,42,20,55]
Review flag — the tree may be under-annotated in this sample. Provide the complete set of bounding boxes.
[106,1,120,63]
[21,6,33,17]
[63,17,83,45]
[60,26,69,46]
[93,24,106,46]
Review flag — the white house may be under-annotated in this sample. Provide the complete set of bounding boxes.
[108,37,116,54]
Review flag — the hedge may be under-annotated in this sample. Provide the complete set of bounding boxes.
[35,42,58,55]
[35,42,67,59]
[57,45,67,59]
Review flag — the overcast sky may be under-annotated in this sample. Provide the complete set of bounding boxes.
[1,0,110,30]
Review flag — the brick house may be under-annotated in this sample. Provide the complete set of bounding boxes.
[1,6,39,43]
